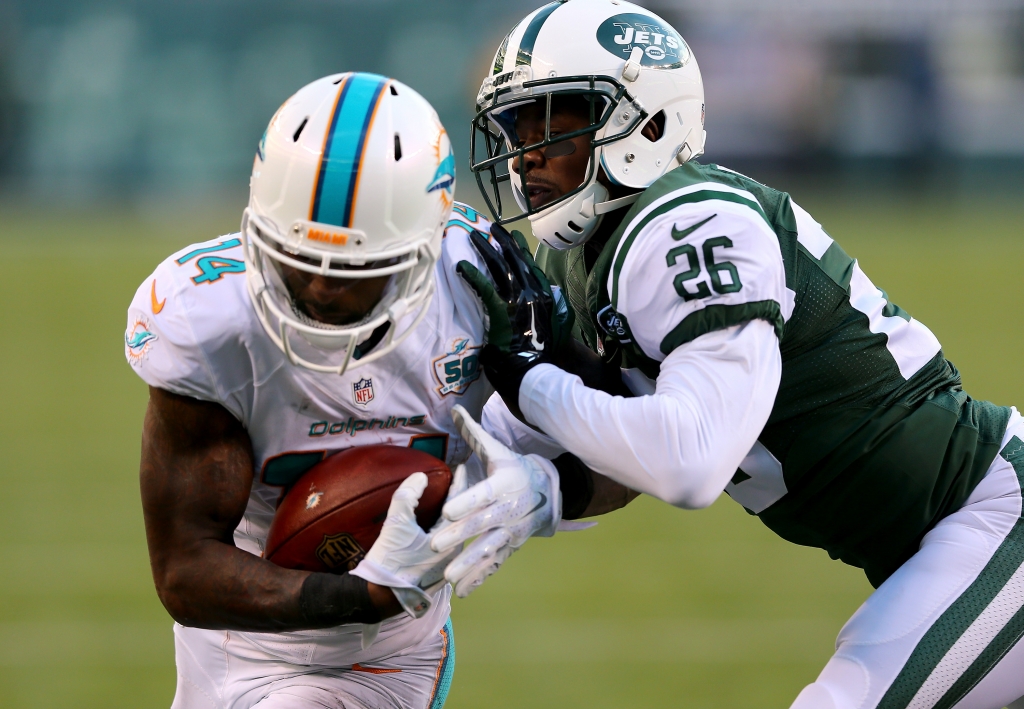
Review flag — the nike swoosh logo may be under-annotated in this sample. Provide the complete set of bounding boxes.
[528,492,548,516]
[671,214,717,241]
[151,280,166,314]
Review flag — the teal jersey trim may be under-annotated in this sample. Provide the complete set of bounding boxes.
[428,619,456,709]
[312,73,388,228]
[176,238,242,265]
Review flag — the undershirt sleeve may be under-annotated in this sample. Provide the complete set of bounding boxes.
[517,319,781,509]
[480,392,568,460]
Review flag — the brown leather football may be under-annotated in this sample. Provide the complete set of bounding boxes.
[264,445,451,574]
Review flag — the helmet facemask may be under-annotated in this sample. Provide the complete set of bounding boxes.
[244,73,454,376]
[243,208,435,374]
[470,72,648,249]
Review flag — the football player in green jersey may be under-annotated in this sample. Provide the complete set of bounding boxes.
[426,1,1024,708]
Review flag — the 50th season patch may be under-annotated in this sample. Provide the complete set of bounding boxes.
[432,337,482,397]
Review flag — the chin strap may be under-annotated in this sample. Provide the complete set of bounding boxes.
[595,193,641,216]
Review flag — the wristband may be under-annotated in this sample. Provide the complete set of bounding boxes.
[554,453,595,520]
[299,572,381,628]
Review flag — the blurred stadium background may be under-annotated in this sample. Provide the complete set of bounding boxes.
[1,0,1023,707]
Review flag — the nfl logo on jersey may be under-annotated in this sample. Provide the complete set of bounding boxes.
[352,378,374,406]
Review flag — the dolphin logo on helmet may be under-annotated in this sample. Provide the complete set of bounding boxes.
[427,149,456,195]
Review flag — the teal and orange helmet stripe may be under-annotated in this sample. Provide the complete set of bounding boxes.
[310,73,390,228]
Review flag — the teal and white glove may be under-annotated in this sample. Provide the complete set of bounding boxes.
[351,471,465,619]
[431,404,562,597]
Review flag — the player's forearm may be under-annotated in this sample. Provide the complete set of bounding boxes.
[519,321,781,509]
[154,541,398,631]
[554,338,632,397]
[552,452,639,518]
[582,472,640,517]
[140,388,399,631]
[155,541,307,629]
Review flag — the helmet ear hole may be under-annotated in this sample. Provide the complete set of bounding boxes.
[642,111,666,142]
[567,221,583,233]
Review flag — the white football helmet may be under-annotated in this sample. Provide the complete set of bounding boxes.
[244,72,455,374]
[470,0,705,250]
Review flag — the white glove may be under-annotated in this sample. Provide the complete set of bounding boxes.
[351,471,465,621]
[431,404,562,598]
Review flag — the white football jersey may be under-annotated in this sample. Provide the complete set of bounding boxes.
[125,202,493,664]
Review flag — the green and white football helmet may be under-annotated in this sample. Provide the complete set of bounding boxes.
[470,0,705,250]
[243,73,455,374]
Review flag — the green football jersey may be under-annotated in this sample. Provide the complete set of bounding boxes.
[537,162,1011,587]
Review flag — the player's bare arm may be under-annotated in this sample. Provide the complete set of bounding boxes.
[126,74,487,706]
[140,386,402,630]
[557,454,640,518]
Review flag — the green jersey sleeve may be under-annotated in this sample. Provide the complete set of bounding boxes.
[610,184,791,362]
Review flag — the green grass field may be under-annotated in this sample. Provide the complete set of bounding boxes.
[1,193,1022,708]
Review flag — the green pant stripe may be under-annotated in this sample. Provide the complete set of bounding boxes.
[933,602,1024,709]
[877,435,1024,709]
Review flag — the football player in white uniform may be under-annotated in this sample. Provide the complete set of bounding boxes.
[429,2,1024,709]
[125,73,577,709]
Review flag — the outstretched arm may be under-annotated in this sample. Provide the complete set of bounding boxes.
[520,320,782,510]
[140,387,401,630]
[481,391,639,519]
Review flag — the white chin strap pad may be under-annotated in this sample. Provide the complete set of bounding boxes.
[530,180,609,251]
[530,184,641,251]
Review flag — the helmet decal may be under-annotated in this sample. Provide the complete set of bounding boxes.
[256,129,267,162]
[310,73,389,228]
[596,13,690,69]
[427,129,455,209]
[257,101,288,162]
[514,1,564,67]
[492,28,514,75]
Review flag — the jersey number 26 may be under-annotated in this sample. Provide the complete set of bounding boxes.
[666,236,743,302]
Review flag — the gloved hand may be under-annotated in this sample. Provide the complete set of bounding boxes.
[430,404,562,598]
[456,223,572,409]
[351,470,466,619]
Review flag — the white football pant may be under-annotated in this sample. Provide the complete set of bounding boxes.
[170,619,454,709]
[792,409,1024,709]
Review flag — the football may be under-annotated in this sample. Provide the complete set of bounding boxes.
[264,445,451,574]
